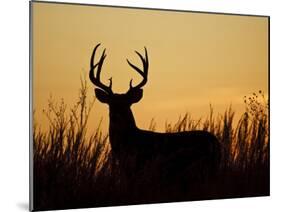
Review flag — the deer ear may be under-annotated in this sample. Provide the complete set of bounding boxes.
[95,89,109,103]
[127,89,143,104]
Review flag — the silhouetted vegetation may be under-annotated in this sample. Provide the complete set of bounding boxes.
[33,80,269,211]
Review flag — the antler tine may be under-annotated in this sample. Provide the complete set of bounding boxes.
[127,47,149,90]
[89,44,113,94]
[144,47,149,74]
[90,43,101,69]
[96,48,106,81]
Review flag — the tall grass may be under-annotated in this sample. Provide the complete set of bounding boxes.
[33,81,269,210]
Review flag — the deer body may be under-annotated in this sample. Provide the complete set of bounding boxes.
[107,102,220,176]
[89,44,221,180]
[107,101,217,160]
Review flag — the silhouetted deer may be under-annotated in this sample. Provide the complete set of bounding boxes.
[89,44,221,183]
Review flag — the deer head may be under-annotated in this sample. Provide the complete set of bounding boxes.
[89,44,149,130]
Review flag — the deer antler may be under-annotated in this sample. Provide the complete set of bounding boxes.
[89,43,113,94]
[127,47,149,90]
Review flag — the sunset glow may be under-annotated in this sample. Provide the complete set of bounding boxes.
[32,2,268,133]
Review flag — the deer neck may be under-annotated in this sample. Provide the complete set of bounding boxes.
[109,108,137,133]
[108,107,138,152]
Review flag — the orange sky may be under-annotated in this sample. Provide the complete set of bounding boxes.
[32,2,268,133]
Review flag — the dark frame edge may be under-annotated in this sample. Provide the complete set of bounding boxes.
[268,16,270,196]
[29,1,34,211]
